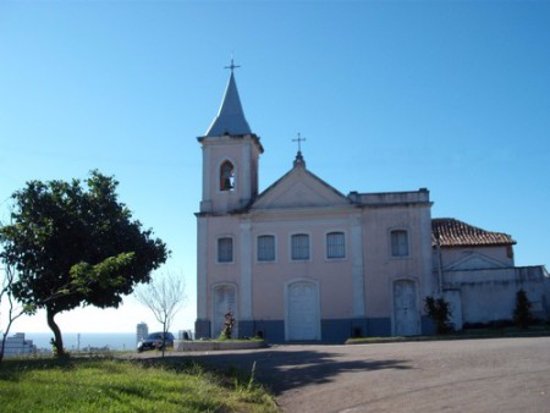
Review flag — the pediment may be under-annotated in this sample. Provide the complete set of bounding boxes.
[445,252,507,271]
[252,167,350,210]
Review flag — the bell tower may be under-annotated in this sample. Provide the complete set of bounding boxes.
[197,61,263,214]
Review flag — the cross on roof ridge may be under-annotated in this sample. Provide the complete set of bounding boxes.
[292,132,306,152]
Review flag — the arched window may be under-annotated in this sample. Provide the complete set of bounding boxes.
[220,161,235,191]
[213,284,237,338]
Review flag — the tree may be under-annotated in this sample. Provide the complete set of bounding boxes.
[513,289,533,329]
[0,171,168,356]
[0,263,33,362]
[134,272,186,357]
[425,296,453,335]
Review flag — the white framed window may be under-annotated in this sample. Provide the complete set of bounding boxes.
[390,230,409,257]
[217,237,233,263]
[257,235,275,262]
[326,231,345,259]
[291,233,310,260]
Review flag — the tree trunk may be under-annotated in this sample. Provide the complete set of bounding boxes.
[0,316,16,363]
[46,306,65,357]
[161,320,166,358]
[0,332,8,363]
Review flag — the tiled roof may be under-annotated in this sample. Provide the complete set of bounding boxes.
[432,218,515,247]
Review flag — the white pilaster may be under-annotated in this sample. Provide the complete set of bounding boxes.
[197,217,208,319]
[240,219,252,319]
[202,145,211,201]
[351,215,366,317]
[200,145,212,212]
[241,141,251,205]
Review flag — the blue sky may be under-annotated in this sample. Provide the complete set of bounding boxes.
[1,1,549,334]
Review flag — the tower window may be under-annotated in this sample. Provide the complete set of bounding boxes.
[391,230,409,257]
[217,237,233,263]
[220,161,235,191]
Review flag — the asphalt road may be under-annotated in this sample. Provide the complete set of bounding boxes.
[144,337,550,412]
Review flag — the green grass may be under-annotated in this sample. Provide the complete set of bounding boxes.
[346,325,550,345]
[0,357,278,413]
[211,337,266,342]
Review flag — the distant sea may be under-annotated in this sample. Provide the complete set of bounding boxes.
[24,332,137,351]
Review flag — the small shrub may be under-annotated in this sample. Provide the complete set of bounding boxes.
[220,311,235,340]
[425,296,453,335]
[513,289,533,329]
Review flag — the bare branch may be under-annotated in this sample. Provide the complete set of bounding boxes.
[0,263,32,362]
[134,271,186,357]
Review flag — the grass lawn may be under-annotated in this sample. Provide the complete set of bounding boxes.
[346,325,550,345]
[0,356,278,413]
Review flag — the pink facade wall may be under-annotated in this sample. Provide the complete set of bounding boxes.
[205,212,356,321]
[206,218,242,278]
[362,205,434,318]
[203,203,434,323]
[249,216,355,320]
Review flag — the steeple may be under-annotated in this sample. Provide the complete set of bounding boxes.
[198,62,262,214]
[205,69,252,137]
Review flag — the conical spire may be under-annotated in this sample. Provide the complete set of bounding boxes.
[205,71,252,137]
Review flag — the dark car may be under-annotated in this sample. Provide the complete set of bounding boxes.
[137,332,175,352]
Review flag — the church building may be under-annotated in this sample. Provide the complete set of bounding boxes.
[195,67,549,343]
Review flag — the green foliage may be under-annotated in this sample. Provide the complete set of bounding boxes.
[513,289,533,329]
[0,358,278,413]
[424,296,453,335]
[0,171,168,355]
[69,253,134,294]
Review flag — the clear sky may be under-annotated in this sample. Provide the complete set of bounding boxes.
[1,1,549,334]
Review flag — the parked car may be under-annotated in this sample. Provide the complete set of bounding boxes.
[137,332,175,352]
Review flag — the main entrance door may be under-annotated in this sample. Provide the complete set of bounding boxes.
[212,284,237,338]
[393,279,419,336]
[286,281,320,341]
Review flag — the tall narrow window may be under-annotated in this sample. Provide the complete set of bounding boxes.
[291,234,310,260]
[220,161,235,191]
[218,237,233,263]
[326,232,345,259]
[257,235,275,262]
[391,230,409,257]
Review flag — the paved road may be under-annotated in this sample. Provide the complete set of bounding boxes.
[145,337,550,412]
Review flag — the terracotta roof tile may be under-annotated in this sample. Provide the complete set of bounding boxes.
[432,218,515,248]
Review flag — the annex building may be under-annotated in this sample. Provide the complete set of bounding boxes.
[194,68,549,343]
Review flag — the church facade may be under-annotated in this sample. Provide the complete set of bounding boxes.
[195,70,549,343]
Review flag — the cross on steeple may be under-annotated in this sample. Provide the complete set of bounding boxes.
[224,57,241,73]
[292,133,306,152]
[292,133,307,167]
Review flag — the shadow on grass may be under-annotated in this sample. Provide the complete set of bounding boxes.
[139,349,412,395]
[0,355,131,382]
[0,356,76,381]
